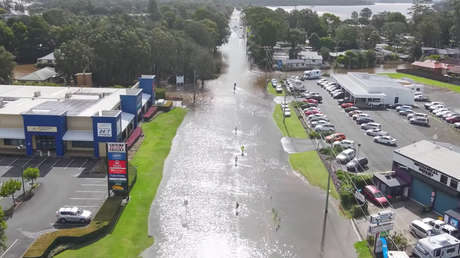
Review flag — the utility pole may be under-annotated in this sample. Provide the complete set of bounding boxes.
[320,168,331,255]
[193,70,197,104]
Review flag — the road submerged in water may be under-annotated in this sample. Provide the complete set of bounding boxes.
[142,10,358,258]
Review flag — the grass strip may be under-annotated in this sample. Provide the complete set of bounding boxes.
[57,108,187,258]
[267,81,285,96]
[354,240,373,258]
[289,151,338,199]
[273,104,308,139]
[381,72,460,94]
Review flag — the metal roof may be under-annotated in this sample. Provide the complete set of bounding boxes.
[37,52,55,61]
[394,140,460,180]
[374,172,409,188]
[332,72,406,98]
[18,67,57,81]
[141,93,151,106]
[121,112,135,132]
[62,130,93,141]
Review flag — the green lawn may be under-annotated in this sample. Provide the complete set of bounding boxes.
[273,104,308,139]
[267,81,285,96]
[57,108,187,258]
[381,72,460,94]
[289,151,338,199]
[354,241,373,258]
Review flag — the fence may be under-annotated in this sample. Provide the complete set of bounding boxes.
[396,69,460,86]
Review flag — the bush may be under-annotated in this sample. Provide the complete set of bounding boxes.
[339,189,355,210]
[308,131,321,139]
[155,88,166,99]
[386,232,408,251]
[352,203,368,218]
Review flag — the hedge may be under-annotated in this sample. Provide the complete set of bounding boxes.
[23,165,137,258]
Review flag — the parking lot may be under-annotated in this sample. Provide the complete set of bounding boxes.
[301,79,460,172]
[0,155,106,258]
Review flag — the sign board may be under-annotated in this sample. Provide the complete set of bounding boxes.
[176,75,184,84]
[368,222,394,234]
[370,210,394,224]
[26,126,57,133]
[97,123,112,137]
[107,142,128,194]
[355,190,366,204]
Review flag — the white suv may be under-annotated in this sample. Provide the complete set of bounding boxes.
[56,206,92,224]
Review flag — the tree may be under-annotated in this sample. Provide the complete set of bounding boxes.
[320,37,336,50]
[0,179,21,204]
[287,28,305,58]
[148,0,160,21]
[320,47,330,62]
[351,11,359,24]
[23,167,39,185]
[55,39,93,82]
[0,21,13,51]
[309,32,321,51]
[0,46,15,84]
[360,7,372,20]
[335,24,359,50]
[0,208,7,250]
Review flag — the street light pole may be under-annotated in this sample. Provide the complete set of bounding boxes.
[21,166,26,199]
[320,168,331,255]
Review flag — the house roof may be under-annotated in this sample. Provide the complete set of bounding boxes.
[18,67,57,81]
[411,60,448,70]
[37,52,55,61]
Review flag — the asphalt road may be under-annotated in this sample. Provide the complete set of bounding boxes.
[0,156,106,258]
[142,11,358,258]
[302,79,460,172]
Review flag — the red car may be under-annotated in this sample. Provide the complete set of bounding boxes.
[341,103,354,108]
[303,98,318,104]
[305,110,321,115]
[362,185,389,207]
[325,133,346,143]
[446,115,460,123]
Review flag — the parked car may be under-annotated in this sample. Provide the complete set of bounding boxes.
[346,157,368,172]
[303,98,318,104]
[309,94,323,102]
[360,122,382,130]
[303,107,319,112]
[300,102,317,109]
[441,112,457,120]
[422,218,446,234]
[374,135,397,146]
[305,109,321,115]
[332,92,345,99]
[356,117,374,125]
[429,104,445,112]
[341,103,354,108]
[424,101,443,110]
[56,206,92,224]
[410,219,435,238]
[284,109,291,117]
[271,79,277,87]
[348,110,362,117]
[362,185,389,207]
[435,110,451,118]
[366,128,389,137]
[407,113,428,120]
[414,95,429,101]
[399,109,414,116]
[307,114,327,120]
[410,117,429,126]
[315,124,335,133]
[344,106,359,113]
[432,108,449,115]
[310,120,330,127]
[446,115,460,123]
[455,122,460,129]
[396,105,412,111]
[352,113,369,120]
[336,148,356,164]
[441,224,460,239]
[317,79,327,85]
[276,86,283,93]
[333,139,355,149]
[325,133,346,143]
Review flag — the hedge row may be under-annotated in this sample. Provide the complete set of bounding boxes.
[23,165,137,258]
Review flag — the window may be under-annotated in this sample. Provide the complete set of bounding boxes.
[441,175,448,184]
[71,141,93,148]
[4,139,25,146]
[447,247,456,254]
[451,179,458,189]
[434,248,441,256]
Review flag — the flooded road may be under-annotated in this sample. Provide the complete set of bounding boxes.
[142,11,358,258]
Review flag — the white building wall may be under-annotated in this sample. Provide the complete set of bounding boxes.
[372,87,414,105]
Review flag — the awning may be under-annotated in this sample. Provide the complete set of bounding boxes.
[142,93,151,107]
[0,128,25,139]
[126,127,142,148]
[62,130,93,141]
[121,112,135,132]
[143,106,158,119]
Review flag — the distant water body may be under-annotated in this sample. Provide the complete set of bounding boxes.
[267,3,413,19]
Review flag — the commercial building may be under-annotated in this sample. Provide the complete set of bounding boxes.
[392,140,460,214]
[332,72,414,108]
[0,75,156,158]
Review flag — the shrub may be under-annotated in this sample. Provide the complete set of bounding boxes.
[155,88,166,99]
[339,189,355,210]
[352,203,368,218]
[308,131,321,139]
[386,232,408,251]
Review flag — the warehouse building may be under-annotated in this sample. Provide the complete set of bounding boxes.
[332,73,414,108]
[0,75,156,158]
[392,140,460,214]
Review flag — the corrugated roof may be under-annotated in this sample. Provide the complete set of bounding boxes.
[37,52,55,61]
[394,140,460,179]
[121,112,135,132]
[18,67,57,81]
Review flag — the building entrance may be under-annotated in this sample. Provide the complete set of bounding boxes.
[35,135,56,151]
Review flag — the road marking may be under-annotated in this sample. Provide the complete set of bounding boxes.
[70,205,99,208]
[69,197,105,200]
[36,158,48,169]
[65,159,74,169]
[7,158,18,166]
[81,184,106,187]
[22,158,34,168]
[1,239,18,258]
[75,190,105,193]
[80,159,89,168]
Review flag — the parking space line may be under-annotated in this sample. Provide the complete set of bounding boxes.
[75,190,105,193]
[81,184,106,187]
[69,197,105,200]
[70,205,99,208]
[7,158,19,166]
[80,159,89,168]
[36,158,48,168]
[50,158,60,168]
[65,159,75,169]
[22,158,34,169]
[0,239,18,258]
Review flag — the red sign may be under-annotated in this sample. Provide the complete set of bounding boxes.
[108,160,126,169]
[109,167,127,174]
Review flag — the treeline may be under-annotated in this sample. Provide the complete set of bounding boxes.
[0,0,232,86]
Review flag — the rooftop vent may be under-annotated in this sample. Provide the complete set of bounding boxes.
[33,91,41,97]
[65,93,72,99]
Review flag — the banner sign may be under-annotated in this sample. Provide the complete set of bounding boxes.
[107,142,128,194]
[97,123,112,137]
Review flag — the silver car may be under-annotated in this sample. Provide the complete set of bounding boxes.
[56,206,92,224]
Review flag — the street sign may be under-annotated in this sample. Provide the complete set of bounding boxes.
[368,222,394,234]
[370,210,394,224]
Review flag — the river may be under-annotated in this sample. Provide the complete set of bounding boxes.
[142,10,358,258]
[267,3,413,19]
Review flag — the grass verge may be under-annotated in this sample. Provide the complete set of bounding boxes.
[354,240,373,258]
[56,108,187,258]
[289,151,339,199]
[381,72,460,94]
[273,104,308,139]
[267,81,285,96]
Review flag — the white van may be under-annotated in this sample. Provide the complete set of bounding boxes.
[422,218,446,234]
[304,69,321,80]
[413,233,460,258]
[411,219,435,238]
[441,224,460,239]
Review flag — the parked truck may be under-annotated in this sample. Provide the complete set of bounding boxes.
[412,233,460,258]
[303,69,321,80]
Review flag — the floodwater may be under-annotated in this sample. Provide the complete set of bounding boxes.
[268,3,414,19]
[13,64,37,79]
[142,10,358,258]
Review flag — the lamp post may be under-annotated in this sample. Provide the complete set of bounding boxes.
[17,145,26,198]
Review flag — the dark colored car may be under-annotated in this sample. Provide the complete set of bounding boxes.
[309,94,323,102]
[303,98,318,104]
[356,117,374,125]
[344,106,359,113]
[333,92,345,99]
[346,157,368,172]
[341,103,354,108]
[447,115,460,123]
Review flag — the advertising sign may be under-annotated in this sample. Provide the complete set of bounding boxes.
[370,210,394,224]
[97,123,112,137]
[176,75,184,84]
[107,142,128,194]
[368,222,394,234]
[26,126,57,133]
